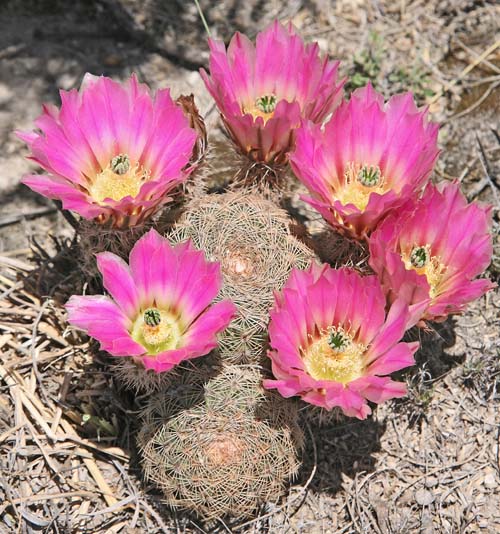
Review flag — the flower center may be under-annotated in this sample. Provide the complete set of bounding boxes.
[256,94,277,114]
[402,244,447,298]
[89,153,151,204]
[131,307,182,355]
[242,94,278,123]
[110,153,131,175]
[357,165,381,187]
[336,162,388,211]
[410,245,429,268]
[301,326,366,384]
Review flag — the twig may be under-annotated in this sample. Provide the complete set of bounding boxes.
[0,207,58,228]
[429,39,500,105]
[0,256,33,271]
[30,300,52,405]
[443,81,500,123]
[141,498,173,533]
[0,43,27,60]
[454,38,500,75]
[52,200,79,231]
[4,491,94,506]
[475,132,500,207]
[491,128,500,146]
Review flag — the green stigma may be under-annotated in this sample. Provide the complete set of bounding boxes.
[327,327,350,353]
[110,153,131,175]
[255,94,277,114]
[144,308,161,327]
[410,246,430,268]
[357,165,381,187]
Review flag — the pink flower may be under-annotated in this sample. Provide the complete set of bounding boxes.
[66,229,237,373]
[18,74,197,228]
[290,83,439,239]
[263,264,419,419]
[200,20,344,164]
[369,181,495,323]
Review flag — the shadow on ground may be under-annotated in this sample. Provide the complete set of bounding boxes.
[299,416,385,497]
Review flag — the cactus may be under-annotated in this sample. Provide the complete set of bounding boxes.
[312,228,370,274]
[300,405,347,428]
[77,220,152,286]
[138,366,302,521]
[113,357,178,394]
[113,350,223,395]
[167,192,313,364]
[185,139,293,200]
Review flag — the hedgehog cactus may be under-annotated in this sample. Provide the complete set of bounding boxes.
[167,192,313,364]
[77,219,152,283]
[15,17,497,528]
[138,366,302,520]
[113,356,176,394]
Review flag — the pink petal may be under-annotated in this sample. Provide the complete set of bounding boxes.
[367,341,418,376]
[65,295,145,356]
[96,252,140,319]
[182,300,237,346]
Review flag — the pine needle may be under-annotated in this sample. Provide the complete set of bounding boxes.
[193,0,211,38]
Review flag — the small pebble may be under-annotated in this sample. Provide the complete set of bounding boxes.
[0,82,13,106]
[484,473,497,489]
[104,53,122,67]
[425,476,439,488]
[416,488,435,506]
[57,73,77,91]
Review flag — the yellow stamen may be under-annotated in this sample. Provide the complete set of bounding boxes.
[131,308,181,355]
[89,154,151,203]
[301,327,366,384]
[401,244,447,298]
[336,162,388,211]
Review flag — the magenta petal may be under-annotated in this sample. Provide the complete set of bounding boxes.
[367,341,418,376]
[65,295,145,356]
[365,298,411,363]
[66,295,130,330]
[96,252,140,319]
[262,377,302,398]
[183,300,237,346]
[107,336,145,356]
[354,376,408,403]
[324,384,371,419]
[22,174,103,219]
[141,348,190,373]
[128,228,166,308]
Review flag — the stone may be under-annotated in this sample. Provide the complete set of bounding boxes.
[415,488,435,506]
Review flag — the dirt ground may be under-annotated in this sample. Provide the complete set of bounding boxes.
[0,1,499,533]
